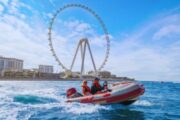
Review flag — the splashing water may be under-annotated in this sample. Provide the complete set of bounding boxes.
[0,81,179,120]
[133,100,153,106]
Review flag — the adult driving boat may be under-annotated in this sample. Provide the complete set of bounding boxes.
[66,81,145,105]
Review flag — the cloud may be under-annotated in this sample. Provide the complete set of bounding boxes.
[153,24,180,40]
[106,12,180,81]
[0,0,33,19]
[0,1,179,81]
[0,0,9,6]
[0,3,108,73]
[0,4,4,13]
[0,15,53,68]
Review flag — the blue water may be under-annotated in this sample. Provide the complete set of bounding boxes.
[0,81,179,120]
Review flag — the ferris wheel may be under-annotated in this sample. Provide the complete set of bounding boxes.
[48,3,110,78]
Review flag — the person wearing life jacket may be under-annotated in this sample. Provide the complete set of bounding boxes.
[81,80,91,96]
[91,77,103,94]
[102,81,111,92]
[103,81,108,90]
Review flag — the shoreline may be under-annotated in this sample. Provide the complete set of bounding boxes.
[0,77,135,81]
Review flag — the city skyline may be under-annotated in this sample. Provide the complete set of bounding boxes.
[0,0,180,81]
[0,55,124,79]
[0,55,54,73]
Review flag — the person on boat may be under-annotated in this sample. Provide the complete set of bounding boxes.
[102,81,111,92]
[91,77,103,94]
[81,80,91,96]
[103,81,108,90]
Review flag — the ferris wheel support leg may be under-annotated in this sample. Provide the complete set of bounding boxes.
[87,40,97,76]
[70,41,81,71]
[80,41,83,60]
[80,40,87,78]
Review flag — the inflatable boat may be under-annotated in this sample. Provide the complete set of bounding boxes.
[66,81,145,105]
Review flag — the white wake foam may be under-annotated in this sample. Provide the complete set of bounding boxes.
[0,81,123,119]
[62,103,110,114]
[134,100,153,106]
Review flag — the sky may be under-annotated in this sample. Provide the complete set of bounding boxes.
[0,0,180,81]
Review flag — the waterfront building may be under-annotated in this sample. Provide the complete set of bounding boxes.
[38,65,53,73]
[0,56,23,77]
[87,70,95,75]
[59,72,66,78]
[98,71,111,78]
[111,74,117,78]
[32,68,39,73]
[71,71,81,78]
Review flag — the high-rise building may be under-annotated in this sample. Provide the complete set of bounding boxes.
[0,56,23,77]
[38,65,53,73]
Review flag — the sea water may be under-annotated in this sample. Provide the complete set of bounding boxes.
[0,80,179,120]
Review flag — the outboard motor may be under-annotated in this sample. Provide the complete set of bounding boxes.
[66,88,82,98]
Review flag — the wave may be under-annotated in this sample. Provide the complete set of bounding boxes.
[0,81,114,116]
[13,95,57,104]
[62,103,110,114]
[2,81,177,120]
[133,100,153,106]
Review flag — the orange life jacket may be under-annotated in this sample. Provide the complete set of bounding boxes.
[82,85,91,95]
